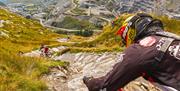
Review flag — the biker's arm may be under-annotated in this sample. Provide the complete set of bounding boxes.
[89,44,156,91]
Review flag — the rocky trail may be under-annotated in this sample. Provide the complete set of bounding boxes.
[24,45,162,91]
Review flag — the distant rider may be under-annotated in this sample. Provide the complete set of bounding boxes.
[40,44,50,57]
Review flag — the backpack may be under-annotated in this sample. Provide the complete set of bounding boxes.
[154,31,180,62]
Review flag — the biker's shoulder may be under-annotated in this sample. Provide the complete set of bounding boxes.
[134,35,161,47]
[124,36,160,54]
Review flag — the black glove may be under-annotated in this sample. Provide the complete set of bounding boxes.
[83,76,94,85]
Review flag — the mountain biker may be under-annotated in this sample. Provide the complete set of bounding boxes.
[40,44,50,57]
[83,13,180,91]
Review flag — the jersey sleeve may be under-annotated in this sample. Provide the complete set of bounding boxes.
[100,43,157,91]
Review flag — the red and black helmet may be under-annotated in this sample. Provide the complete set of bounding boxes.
[117,13,163,46]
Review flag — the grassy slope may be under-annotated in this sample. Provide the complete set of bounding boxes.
[0,8,66,91]
[69,14,180,52]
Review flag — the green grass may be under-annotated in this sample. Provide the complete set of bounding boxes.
[0,8,67,91]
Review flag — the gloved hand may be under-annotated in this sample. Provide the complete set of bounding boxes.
[83,76,102,91]
[83,76,94,85]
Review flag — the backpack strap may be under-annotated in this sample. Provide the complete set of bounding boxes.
[155,37,174,62]
[155,32,180,40]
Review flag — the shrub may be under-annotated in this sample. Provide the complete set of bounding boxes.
[75,29,94,37]
[52,16,98,30]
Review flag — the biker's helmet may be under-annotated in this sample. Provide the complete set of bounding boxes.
[116,13,163,47]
